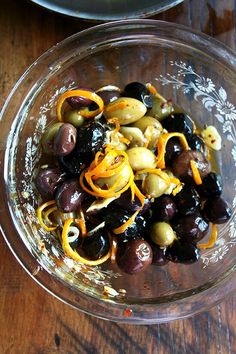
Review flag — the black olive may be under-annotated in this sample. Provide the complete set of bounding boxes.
[67,226,81,250]
[58,148,85,177]
[116,239,153,274]
[112,189,151,214]
[165,138,183,166]
[82,229,110,260]
[35,167,65,200]
[172,213,209,242]
[123,82,153,108]
[97,90,120,105]
[166,239,200,264]
[152,195,177,222]
[55,179,85,212]
[187,134,206,153]
[172,150,211,183]
[75,121,105,164]
[175,185,200,215]
[203,197,232,224]
[161,112,194,138]
[66,88,94,109]
[150,242,169,266]
[197,172,223,198]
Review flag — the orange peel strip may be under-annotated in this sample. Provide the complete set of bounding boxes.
[113,209,140,235]
[110,237,118,264]
[190,159,203,185]
[62,218,111,265]
[56,89,104,121]
[44,205,58,226]
[37,200,58,232]
[146,83,167,103]
[198,224,218,249]
[104,101,127,113]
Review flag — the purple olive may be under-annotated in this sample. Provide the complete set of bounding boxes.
[150,242,169,266]
[66,88,94,109]
[165,138,182,166]
[35,167,65,200]
[53,123,77,156]
[97,90,120,105]
[112,189,151,214]
[152,195,177,222]
[172,213,209,242]
[203,197,232,224]
[55,179,85,212]
[116,239,153,274]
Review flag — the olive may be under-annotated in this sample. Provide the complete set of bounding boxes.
[53,123,77,156]
[66,225,81,250]
[75,121,105,164]
[175,185,200,215]
[150,222,176,247]
[166,240,200,264]
[95,165,131,192]
[97,90,120,105]
[172,213,209,242]
[116,239,153,274]
[58,148,85,177]
[112,189,151,214]
[64,110,85,128]
[203,197,232,224]
[102,207,148,241]
[172,150,211,183]
[147,96,173,120]
[123,82,153,108]
[41,122,64,154]
[197,172,223,198]
[131,116,163,148]
[165,138,182,166]
[55,179,85,212]
[35,167,65,200]
[143,173,169,198]
[152,195,177,222]
[150,242,169,266]
[161,112,194,138]
[126,147,156,171]
[66,88,94,109]
[187,134,206,153]
[82,229,110,260]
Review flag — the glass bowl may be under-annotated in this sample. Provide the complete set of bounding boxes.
[30,0,183,21]
[1,20,236,324]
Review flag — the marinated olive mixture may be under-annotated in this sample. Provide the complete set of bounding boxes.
[35,82,232,274]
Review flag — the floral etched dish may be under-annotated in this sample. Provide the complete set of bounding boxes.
[0,20,236,324]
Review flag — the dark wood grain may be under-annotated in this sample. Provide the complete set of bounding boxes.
[0,0,236,353]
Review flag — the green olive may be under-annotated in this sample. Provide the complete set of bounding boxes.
[143,173,169,198]
[64,110,85,127]
[150,222,176,247]
[126,147,156,171]
[131,116,163,148]
[120,127,145,147]
[104,97,147,125]
[148,96,173,120]
[95,164,131,191]
[41,122,64,154]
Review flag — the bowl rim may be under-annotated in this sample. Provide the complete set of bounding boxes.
[1,19,236,324]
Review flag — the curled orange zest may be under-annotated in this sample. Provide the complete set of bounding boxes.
[104,101,127,113]
[190,160,203,185]
[113,209,140,235]
[76,208,87,237]
[62,218,111,265]
[37,200,58,232]
[44,205,58,226]
[198,224,218,249]
[146,83,167,103]
[156,132,189,169]
[56,89,104,121]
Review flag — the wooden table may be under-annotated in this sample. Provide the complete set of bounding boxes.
[0,0,235,353]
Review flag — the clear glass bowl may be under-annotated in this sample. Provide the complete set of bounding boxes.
[1,20,236,324]
[30,0,183,21]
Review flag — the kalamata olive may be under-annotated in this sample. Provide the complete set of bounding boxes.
[166,240,200,264]
[123,82,153,108]
[197,172,223,198]
[203,197,232,224]
[64,110,85,127]
[131,116,163,148]
[41,122,64,154]
[150,222,176,247]
[150,242,169,266]
[165,138,182,166]
[75,121,105,164]
[112,189,151,214]
[161,112,194,138]
[147,96,173,120]
[172,150,211,183]
[102,207,148,241]
[152,195,177,221]
[97,90,120,105]
[172,213,209,242]
[58,148,85,177]
[55,179,85,212]
[116,239,153,274]
[126,147,156,171]
[35,167,65,200]
[104,97,147,125]
[82,229,110,260]
[187,134,206,153]
[175,185,200,215]
[143,173,169,198]
[53,123,77,156]
[66,88,94,109]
